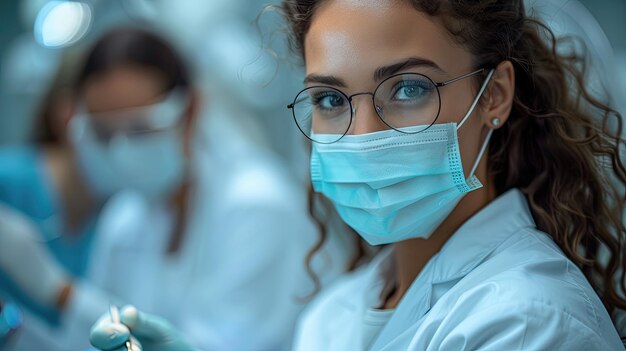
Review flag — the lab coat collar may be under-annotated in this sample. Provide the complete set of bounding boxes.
[430,188,536,285]
[369,188,537,350]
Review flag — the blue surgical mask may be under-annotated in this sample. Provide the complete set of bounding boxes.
[310,70,495,245]
[68,90,189,200]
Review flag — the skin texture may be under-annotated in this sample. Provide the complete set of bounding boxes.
[83,65,169,113]
[304,0,515,308]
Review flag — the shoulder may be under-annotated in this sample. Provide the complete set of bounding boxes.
[432,228,621,349]
[426,296,620,351]
[477,228,603,316]
[226,157,297,207]
[197,144,305,213]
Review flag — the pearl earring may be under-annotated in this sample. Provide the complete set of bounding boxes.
[491,117,501,128]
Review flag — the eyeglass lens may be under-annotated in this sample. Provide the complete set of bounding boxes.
[291,73,441,143]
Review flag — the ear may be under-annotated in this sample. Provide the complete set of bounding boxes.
[482,61,515,129]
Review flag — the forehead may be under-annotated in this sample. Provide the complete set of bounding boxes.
[304,0,471,82]
[83,65,166,112]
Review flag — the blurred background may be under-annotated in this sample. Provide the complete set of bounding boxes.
[0,0,312,183]
[0,0,624,177]
[0,3,317,348]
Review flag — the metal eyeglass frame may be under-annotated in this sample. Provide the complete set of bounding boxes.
[287,68,487,144]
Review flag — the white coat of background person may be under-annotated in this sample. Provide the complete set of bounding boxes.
[0,27,350,351]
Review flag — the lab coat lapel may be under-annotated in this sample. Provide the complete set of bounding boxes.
[368,189,535,350]
[368,258,436,350]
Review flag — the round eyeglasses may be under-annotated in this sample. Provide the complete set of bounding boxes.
[287,68,486,144]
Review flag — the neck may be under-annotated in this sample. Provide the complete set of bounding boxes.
[383,185,494,309]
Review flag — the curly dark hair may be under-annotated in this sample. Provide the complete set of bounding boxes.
[280,0,626,321]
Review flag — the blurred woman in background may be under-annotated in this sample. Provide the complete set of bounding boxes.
[0,27,341,350]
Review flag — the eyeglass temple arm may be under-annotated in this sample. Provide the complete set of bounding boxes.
[288,96,310,109]
[435,68,486,87]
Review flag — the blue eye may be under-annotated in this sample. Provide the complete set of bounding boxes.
[391,80,434,102]
[312,91,347,111]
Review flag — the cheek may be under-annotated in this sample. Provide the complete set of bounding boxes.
[435,81,480,124]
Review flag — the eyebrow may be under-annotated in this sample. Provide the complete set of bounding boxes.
[303,74,347,87]
[303,57,445,87]
[374,57,444,81]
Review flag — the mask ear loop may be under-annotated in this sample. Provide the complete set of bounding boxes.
[468,127,494,178]
[469,110,504,179]
[452,68,497,180]
[457,69,496,130]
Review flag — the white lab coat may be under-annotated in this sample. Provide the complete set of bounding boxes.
[293,189,624,351]
[8,124,351,351]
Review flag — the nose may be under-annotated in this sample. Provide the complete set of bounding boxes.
[348,94,389,135]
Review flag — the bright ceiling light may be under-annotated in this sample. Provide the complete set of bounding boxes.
[34,1,92,48]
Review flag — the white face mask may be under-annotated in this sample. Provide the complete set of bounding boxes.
[68,90,189,200]
[310,69,495,245]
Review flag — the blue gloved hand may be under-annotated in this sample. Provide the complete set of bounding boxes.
[0,204,71,309]
[0,301,22,348]
[90,305,195,351]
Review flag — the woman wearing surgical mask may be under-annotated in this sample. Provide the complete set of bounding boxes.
[91,1,626,350]
[2,27,337,351]
[0,27,194,326]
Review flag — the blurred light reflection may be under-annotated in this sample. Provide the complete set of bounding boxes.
[33,1,92,48]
